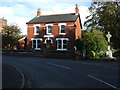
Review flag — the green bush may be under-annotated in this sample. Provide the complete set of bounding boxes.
[82,30,108,59]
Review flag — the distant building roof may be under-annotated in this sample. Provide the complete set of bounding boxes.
[26,13,79,24]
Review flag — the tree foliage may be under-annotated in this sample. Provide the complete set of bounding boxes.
[84,1,120,49]
[82,30,108,58]
[2,25,22,48]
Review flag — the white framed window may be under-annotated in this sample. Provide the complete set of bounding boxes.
[31,38,42,50]
[46,24,53,34]
[56,38,68,51]
[33,24,40,35]
[59,23,66,35]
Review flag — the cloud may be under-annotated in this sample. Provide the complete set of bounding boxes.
[0,6,13,15]
[42,4,74,15]
[0,5,31,35]
[1,0,54,2]
[1,0,91,2]
[0,2,90,35]
[13,17,31,35]
[42,5,90,29]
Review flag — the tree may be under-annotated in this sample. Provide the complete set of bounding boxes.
[84,1,120,49]
[82,30,108,58]
[2,25,22,49]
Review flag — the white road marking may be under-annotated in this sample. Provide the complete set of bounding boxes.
[80,62,118,70]
[88,75,119,89]
[47,63,71,69]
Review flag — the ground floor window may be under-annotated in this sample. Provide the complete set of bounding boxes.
[31,38,42,50]
[56,38,68,51]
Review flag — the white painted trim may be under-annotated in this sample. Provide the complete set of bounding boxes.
[59,33,66,35]
[56,38,68,41]
[33,24,40,35]
[31,38,42,41]
[46,24,53,34]
[28,24,72,27]
[46,24,53,26]
[58,23,67,26]
[44,38,53,44]
[44,35,54,38]
[33,24,41,27]
[34,48,41,50]
[57,49,67,51]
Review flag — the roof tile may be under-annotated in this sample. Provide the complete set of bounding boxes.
[26,13,78,24]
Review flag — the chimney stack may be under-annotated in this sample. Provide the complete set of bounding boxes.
[75,4,79,14]
[36,8,41,17]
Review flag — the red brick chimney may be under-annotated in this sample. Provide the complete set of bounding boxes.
[36,8,41,17]
[75,4,79,14]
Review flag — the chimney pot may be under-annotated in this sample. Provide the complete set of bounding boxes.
[36,8,41,17]
[75,4,79,14]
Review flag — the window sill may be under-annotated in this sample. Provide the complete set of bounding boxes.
[59,33,66,35]
[34,34,40,35]
[44,34,54,37]
[57,49,67,51]
[34,48,41,50]
[47,33,52,35]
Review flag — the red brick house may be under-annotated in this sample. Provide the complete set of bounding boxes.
[26,4,82,51]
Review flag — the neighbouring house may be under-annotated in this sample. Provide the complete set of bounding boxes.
[18,37,27,49]
[25,4,82,51]
[0,17,7,33]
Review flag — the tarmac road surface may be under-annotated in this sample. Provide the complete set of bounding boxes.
[2,55,119,89]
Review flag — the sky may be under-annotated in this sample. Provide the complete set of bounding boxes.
[0,0,92,35]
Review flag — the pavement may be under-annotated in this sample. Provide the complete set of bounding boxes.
[2,63,24,89]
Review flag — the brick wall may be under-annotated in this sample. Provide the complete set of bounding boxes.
[26,21,81,51]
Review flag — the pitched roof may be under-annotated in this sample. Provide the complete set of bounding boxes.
[26,13,79,24]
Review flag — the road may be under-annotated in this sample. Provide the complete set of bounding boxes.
[2,55,119,89]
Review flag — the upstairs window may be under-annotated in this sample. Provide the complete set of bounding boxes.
[46,24,53,34]
[59,23,66,35]
[48,26,52,33]
[34,24,40,35]
[61,25,65,33]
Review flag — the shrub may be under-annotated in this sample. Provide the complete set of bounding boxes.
[82,30,108,59]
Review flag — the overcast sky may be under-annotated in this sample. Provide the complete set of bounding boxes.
[0,0,92,35]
